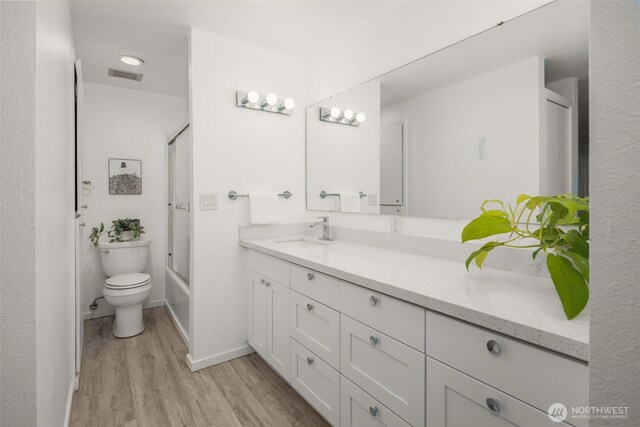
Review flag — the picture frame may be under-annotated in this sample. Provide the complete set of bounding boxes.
[108,158,142,195]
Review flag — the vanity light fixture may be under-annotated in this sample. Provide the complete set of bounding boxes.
[319,107,366,127]
[236,91,294,115]
[118,55,144,66]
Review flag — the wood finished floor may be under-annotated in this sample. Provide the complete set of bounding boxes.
[69,307,330,427]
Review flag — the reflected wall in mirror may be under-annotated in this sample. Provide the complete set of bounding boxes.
[306,1,589,220]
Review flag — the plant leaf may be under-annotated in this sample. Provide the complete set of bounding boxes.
[546,254,589,319]
[563,229,589,259]
[461,216,514,243]
[560,249,590,283]
[480,210,509,218]
[516,194,532,205]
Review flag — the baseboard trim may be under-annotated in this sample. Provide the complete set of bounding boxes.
[64,377,75,427]
[164,299,189,348]
[186,344,255,372]
[83,299,165,320]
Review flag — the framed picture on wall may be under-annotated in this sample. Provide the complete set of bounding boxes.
[108,158,142,195]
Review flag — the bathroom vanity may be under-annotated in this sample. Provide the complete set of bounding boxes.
[241,236,588,427]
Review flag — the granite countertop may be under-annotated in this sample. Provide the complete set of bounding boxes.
[240,236,589,361]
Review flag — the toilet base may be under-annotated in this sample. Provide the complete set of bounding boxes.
[113,303,145,338]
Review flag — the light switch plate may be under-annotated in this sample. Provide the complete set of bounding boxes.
[368,193,379,206]
[200,193,218,210]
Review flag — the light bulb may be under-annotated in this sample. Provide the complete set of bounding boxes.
[119,55,144,66]
[356,112,366,123]
[266,93,278,106]
[344,109,354,120]
[284,98,295,110]
[330,107,341,119]
[247,91,260,104]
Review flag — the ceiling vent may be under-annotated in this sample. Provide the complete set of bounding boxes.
[108,68,143,81]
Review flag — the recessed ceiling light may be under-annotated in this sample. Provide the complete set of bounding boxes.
[118,55,144,66]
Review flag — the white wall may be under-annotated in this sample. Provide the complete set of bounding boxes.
[307,80,380,213]
[381,57,542,220]
[1,1,76,425]
[81,83,187,318]
[189,29,306,367]
[306,0,551,240]
[589,1,640,425]
[0,3,38,425]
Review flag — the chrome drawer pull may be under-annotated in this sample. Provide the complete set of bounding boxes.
[486,339,501,356]
[307,272,314,280]
[306,303,313,311]
[369,295,378,306]
[369,406,378,417]
[306,357,314,365]
[486,397,500,413]
[369,335,379,346]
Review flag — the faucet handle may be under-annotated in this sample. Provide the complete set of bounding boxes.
[317,216,328,222]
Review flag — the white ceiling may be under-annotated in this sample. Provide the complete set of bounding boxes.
[70,1,389,97]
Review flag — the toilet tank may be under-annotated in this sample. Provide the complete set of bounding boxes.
[98,240,150,277]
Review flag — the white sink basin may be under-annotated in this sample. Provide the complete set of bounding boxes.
[274,238,330,249]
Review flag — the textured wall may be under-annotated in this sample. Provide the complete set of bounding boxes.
[589,1,640,425]
[0,3,38,426]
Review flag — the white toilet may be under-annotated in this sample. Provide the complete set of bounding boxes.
[98,240,152,338]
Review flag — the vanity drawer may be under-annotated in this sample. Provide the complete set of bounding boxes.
[291,264,340,309]
[249,250,290,286]
[340,315,425,427]
[290,290,340,369]
[426,310,588,422]
[339,281,425,352]
[290,339,340,426]
[427,357,573,427]
[340,375,410,427]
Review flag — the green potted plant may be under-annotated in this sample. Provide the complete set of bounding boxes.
[462,194,589,320]
[89,218,145,247]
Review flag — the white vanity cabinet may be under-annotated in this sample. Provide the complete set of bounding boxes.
[426,311,588,427]
[248,252,291,382]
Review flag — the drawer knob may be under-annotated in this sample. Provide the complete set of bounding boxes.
[265,281,271,287]
[369,406,378,417]
[369,295,378,306]
[306,357,314,365]
[486,340,501,356]
[306,303,313,311]
[369,335,379,346]
[486,397,500,413]
[260,278,265,284]
[307,272,314,280]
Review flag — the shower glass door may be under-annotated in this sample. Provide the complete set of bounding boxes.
[168,126,190,283]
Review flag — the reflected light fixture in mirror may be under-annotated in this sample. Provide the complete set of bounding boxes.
[119,55,144,66]
[261,93,278,109]
[319,107,365,127]
[278,98,295,112]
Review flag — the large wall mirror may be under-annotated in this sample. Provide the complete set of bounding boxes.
[306,1,589,220]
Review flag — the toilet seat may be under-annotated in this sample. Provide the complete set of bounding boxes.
[105,273,151,290]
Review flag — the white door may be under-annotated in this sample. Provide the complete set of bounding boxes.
[74,59,84,375]
[248,272,268,358]
[545,90,573,196]
[266,280,290,381]
[426,357,572,427]
[380,122,404,206]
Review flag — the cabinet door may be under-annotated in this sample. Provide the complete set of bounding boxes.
[267,280,290,382]
[427,357,571,427]
[340,315,424,427]
[341,375,410,427]
[290,339,340,426]
[248,272,268,358]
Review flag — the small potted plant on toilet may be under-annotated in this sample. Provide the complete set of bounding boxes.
[89,218,145,246]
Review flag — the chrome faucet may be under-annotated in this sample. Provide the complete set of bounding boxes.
[309,216,332,241]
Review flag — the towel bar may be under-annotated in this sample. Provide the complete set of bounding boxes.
[320,191,367,199]
[228,190,293,200]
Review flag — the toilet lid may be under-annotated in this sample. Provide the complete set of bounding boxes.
[105,273,151,289]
